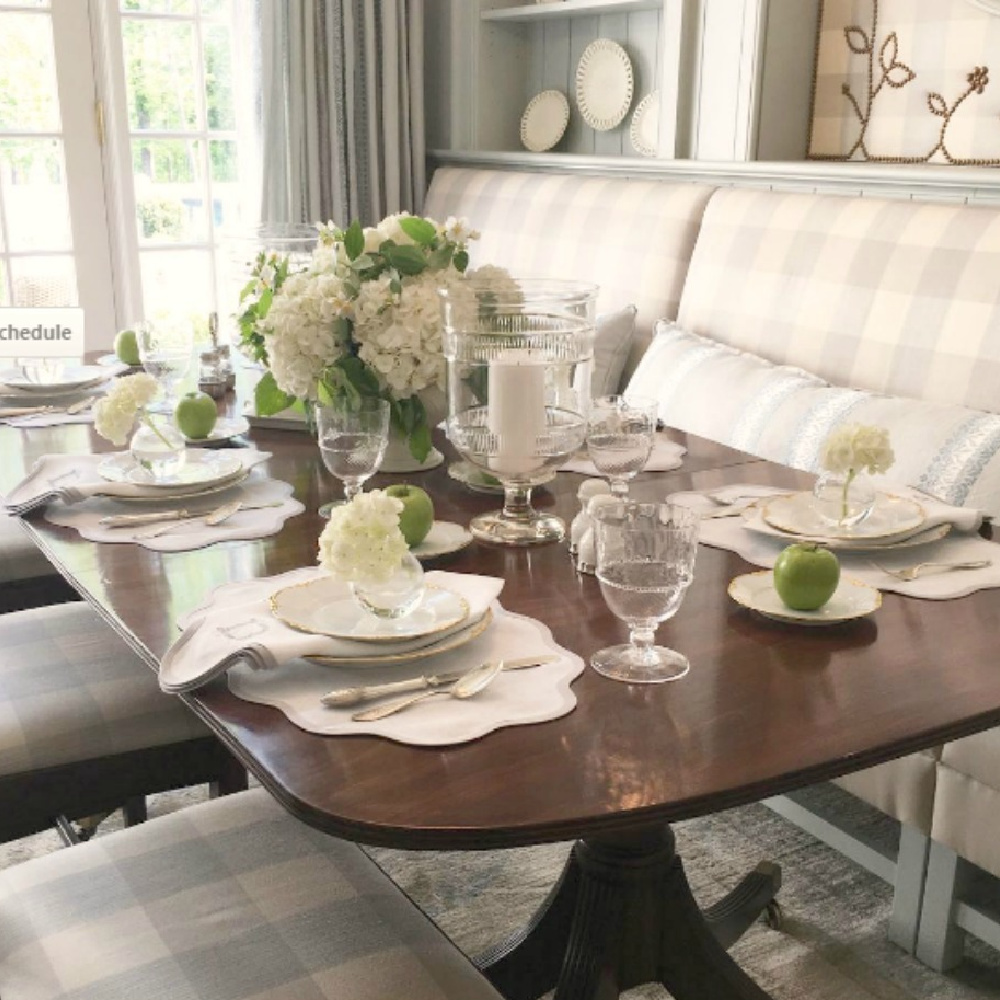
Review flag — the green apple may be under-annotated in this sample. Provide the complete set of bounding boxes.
[773,543,840,611]
[174,390,218,439]
[385,483,434,547]
[114,328,141,366]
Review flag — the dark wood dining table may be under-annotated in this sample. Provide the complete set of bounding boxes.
[4,408,1000,1000]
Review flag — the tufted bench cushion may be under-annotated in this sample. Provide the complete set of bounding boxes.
[0,513,53,583]
[423,166,715,379]
[678,188,1000,415]
[0,602,208,778]
[0,788,503,1000]
[834,749,941,835]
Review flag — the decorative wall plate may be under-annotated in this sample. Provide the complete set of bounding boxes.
[575,38,633,132]
[630,91,659,157]
[520,89,570,152]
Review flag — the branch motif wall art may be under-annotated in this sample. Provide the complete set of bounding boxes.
[809,0,1000,165]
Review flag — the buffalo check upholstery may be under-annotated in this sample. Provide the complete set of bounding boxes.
[0,789,504,1000]
[678,187,1000,416]
[424,166,714,378]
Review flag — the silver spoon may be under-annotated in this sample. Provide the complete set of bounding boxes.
[134,499,247,538]
[351,660,505,722]
[868,559,992,582]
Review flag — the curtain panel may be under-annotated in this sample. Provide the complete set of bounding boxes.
[260,0,426,227]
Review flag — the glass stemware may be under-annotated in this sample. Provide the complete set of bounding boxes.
[591,501,699,684]
[586,394,658,498]
[315,398,390,516]
[136,315,196,414]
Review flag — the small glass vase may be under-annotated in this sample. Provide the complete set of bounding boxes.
[351,551,425,620]
[130,413,186,480]
[812,469,876,529]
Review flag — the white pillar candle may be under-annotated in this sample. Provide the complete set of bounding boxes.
[488,351,547,475]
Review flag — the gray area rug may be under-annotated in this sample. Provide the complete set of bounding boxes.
[5,784,1000,999]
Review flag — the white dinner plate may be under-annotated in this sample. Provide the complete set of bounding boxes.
[741,506,951,551]
[270,577,470,643]
[106,469,251,503]
[520,89,570,152]
[630,91,659,156]
[412,520,473,560]
[306,608,494,668]
[728,571,881,625]
[0,365,107,392]
[98,451,243,487]
[181,415,250,445]
[760,491,925,542]
[576,38,633,132]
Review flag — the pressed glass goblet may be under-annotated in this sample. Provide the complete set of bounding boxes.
[136,315,196,414]
[315,398,390,516]
[586,394,658,498]
[440,278,597,546]
[591,501,699,684]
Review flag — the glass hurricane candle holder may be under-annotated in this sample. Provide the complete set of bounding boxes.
[440,278,597,546]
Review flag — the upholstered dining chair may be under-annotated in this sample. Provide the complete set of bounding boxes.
[0,512,77,612]
[0,601,246,844]
[0,788,504,1000]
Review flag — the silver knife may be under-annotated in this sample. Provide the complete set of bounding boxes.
[321,655,558,707]
[99,501,280,527]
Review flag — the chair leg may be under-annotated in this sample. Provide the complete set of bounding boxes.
[916,841,968,971]
[123,796,148,827]
[210,754,249,798]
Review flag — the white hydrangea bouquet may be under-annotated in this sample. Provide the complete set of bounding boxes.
[240,211,513,462]
[818,423,895,523]
[318,489,409,584]
[92,372,162,446]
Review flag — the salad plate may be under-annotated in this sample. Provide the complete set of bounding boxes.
[412,521,474,560]
[97,353,139,372]
[181,415,250,445]
[576,38,633,131]
[0,365,107,392]
[98,451,243,488]
[520,89,570,152]
[447,460,554,495]
[728,571,881,625]
[760,491,925,542]
[271,577,470,642]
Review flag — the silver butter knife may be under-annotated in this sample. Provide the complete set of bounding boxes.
[99,501,280,527]
[321,654,558,708]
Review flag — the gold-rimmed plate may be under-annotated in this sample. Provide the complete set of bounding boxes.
[728,571,881,625]
[270,577,470,643]
[760,492,925,542]
[306,608,494,668]
[98,451,243,487]
[103,468,251,503]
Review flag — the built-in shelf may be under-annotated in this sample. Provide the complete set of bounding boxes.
[481,0,661,23]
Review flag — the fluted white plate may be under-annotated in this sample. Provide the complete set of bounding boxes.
[630,91,659,156]
[576,38,633,131]
[729,571,881,625]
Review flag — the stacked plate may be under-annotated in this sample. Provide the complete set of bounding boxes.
[270,575,494,667]
[94,449,253,502]
[0,364,109,399]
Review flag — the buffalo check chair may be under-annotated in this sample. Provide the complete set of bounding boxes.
[0,788,504,1000]
[0,601,246,844]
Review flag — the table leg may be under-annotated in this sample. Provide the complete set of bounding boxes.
[477,824,779,1000]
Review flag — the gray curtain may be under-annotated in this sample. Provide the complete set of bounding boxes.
[259,0,426,226]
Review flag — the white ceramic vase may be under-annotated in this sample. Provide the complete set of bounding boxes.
[379,387,446,473]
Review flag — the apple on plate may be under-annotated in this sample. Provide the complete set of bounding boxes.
[114,328,141,366]
[773,543,840,611]
[174,390,218,440]
[385,484,435,547]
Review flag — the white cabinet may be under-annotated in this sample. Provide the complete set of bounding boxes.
[424,0,820,163]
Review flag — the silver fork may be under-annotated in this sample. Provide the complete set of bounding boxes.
[869,559,992,582]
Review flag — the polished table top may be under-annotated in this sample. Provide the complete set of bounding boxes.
[5,418,1000,852]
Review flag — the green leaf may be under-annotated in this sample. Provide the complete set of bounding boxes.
[239,277,258,303]
[454,249,469,273]
[257,287,273,317]
[389,275,402,296]
[350,254,374,271]
[398,216,438,245]
[344,220,364,260]
[426,245,453,270]
[382,243,427,276]
[253,370,296,416]
[408,421,432,462]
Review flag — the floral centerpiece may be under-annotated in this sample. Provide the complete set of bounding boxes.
[318,489,424,619]
[238,211,514,463]
[816,423,895,526]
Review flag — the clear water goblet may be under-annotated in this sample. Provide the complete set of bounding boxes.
[136,315,196,414]
[315,398,391,516]
[586,394,658,498]
[591,501,699,684]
